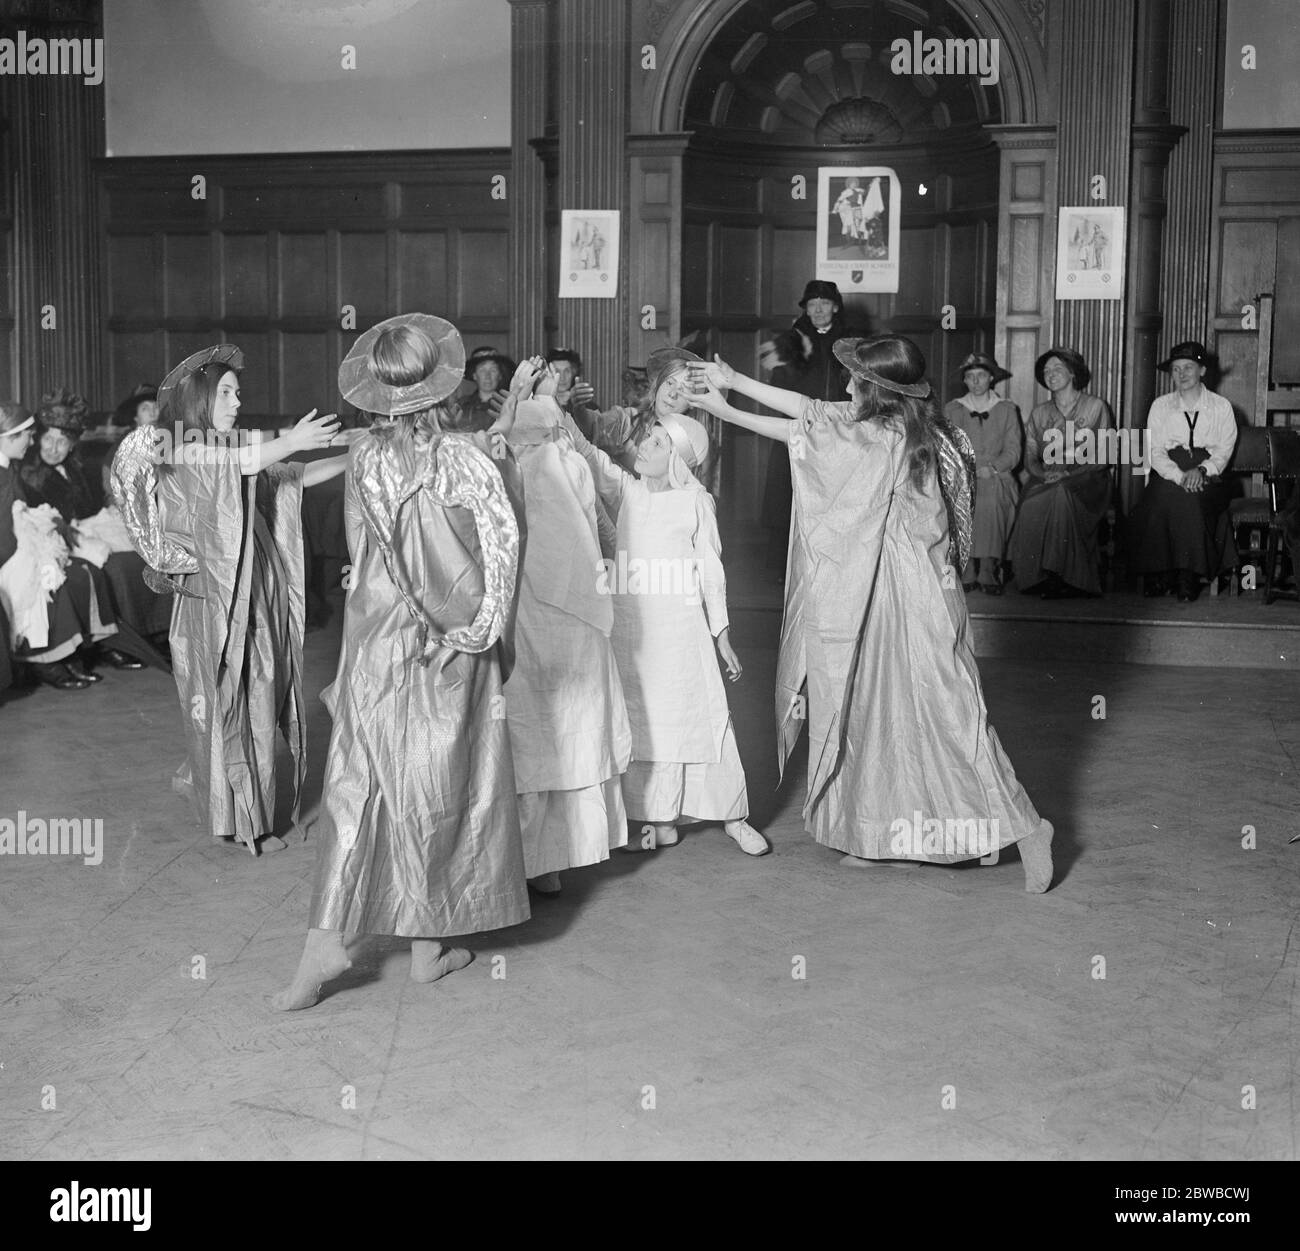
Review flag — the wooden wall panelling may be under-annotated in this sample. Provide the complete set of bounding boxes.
[1207,134,1300,422]
[95,151,510,414]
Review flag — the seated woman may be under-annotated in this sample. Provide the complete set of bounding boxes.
[1127,341,1238,602]
[1009,347,1113,599]
[21,389,163,667]
[944,353,1022,595]
[0,401,121,691]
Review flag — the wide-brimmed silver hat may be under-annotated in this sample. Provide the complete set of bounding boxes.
[339,314,465,416]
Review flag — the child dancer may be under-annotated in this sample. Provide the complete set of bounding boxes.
[499,359,632,895]
[690,336,1054,891]
[275,314,529,1010]
[541,360,769,857]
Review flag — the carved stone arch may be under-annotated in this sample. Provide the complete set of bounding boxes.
[648,0,1050,136]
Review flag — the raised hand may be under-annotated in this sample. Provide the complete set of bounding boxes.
[292,409,342,452]
[509,356,547,399]
[570,381,596,408]
[686,375,728,417]
[704,354,736,389]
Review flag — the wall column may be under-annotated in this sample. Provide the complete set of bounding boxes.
[555,0,629,406]
[508,0,551,360]
[0,0,105,402]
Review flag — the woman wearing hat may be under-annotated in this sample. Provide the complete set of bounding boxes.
[1,400,127,691]
[23,387,171,668]
[689,336,1054,891]
[1009,347,1114,599]
[111,344,348,853]
[555,371,770,858]
[276,314,530,1010]
[944,354,1022,595]
[457,346,516,432]
[1127,342,1238,601]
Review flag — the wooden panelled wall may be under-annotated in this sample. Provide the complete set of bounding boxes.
[682,143,999,524]
[0,120,14,401]
[94,151,511,415]
[1208,132,1300,424]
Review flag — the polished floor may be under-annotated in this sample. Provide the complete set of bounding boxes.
[1,570,1297,1160]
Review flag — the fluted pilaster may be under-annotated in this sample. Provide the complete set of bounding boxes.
[508,0,551,360]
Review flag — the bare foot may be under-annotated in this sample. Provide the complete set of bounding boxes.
[257,834,287,854]
[271,929,351,1011]
[1019,819,1055,893]
[410,941,474,984]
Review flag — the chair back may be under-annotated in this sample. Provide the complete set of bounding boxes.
[1266,426,1300,481]
[1229,424,1270,473]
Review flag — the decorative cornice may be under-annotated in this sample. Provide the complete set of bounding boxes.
[984,123,1057,150]
[1213,129,1300,154]
[1130,123,1187,154]
[627,131,694,157]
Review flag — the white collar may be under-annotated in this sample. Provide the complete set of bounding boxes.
[958,392,998,413]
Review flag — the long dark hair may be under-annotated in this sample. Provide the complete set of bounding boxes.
[846,335,957,492]
[168,362,235,433]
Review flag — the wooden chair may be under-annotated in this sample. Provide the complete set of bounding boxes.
[1263,426,1300,603]
[1226,426,1271,593]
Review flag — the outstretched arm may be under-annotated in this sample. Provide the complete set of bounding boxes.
[490,356,547,440]
[239,409,341,476]
[689,376,793,444]
[693,355,807,420]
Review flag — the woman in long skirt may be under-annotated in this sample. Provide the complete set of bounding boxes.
[691,336,1054,891]
[112,345,348,853]
[275,315,530,1010]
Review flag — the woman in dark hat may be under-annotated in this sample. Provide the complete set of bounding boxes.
[275,314,530,1010]
[1008,347,1114,598]
[112,384,159,430]
[0,400,122,691]
[459,346,517,431]
[23,387,171,669]
[1126,341,1238,601]
[944,353,1023,595]
[690,335,1055,891]
[111,344,349,854]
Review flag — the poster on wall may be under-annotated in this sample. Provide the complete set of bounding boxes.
[815,167,900,294]
[1055,206,1125,300]
[559,210,620,299]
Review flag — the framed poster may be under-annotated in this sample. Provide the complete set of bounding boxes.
[815,167,900,294]
[559,209,620,299]
[1056,206,1125,300]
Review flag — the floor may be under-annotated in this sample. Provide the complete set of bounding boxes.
[2,563,1298,1160]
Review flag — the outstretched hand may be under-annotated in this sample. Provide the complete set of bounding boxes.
[292,409,342,452]
[704,354,737,389]
[686,375,729,417]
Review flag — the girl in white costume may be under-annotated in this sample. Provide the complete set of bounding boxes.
[552,374,769,857]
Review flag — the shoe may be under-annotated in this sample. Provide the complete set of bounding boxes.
[725,821,771,856]
[980,583,1003,596]
[65,658,104,684]
[99,646,145,670]
[962,581,979,593]
[529,872,562,895]
[29,661,91,691]
[1176,572,1201,603]
[1142,577,1168,598]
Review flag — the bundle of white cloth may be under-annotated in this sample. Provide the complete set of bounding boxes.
[0,500,70,649]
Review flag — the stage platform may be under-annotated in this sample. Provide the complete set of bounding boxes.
[720,538,1300,671]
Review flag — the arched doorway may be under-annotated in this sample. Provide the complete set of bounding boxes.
[641,0,1048,529]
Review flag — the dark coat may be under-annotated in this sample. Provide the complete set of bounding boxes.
[20,455,99,521]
